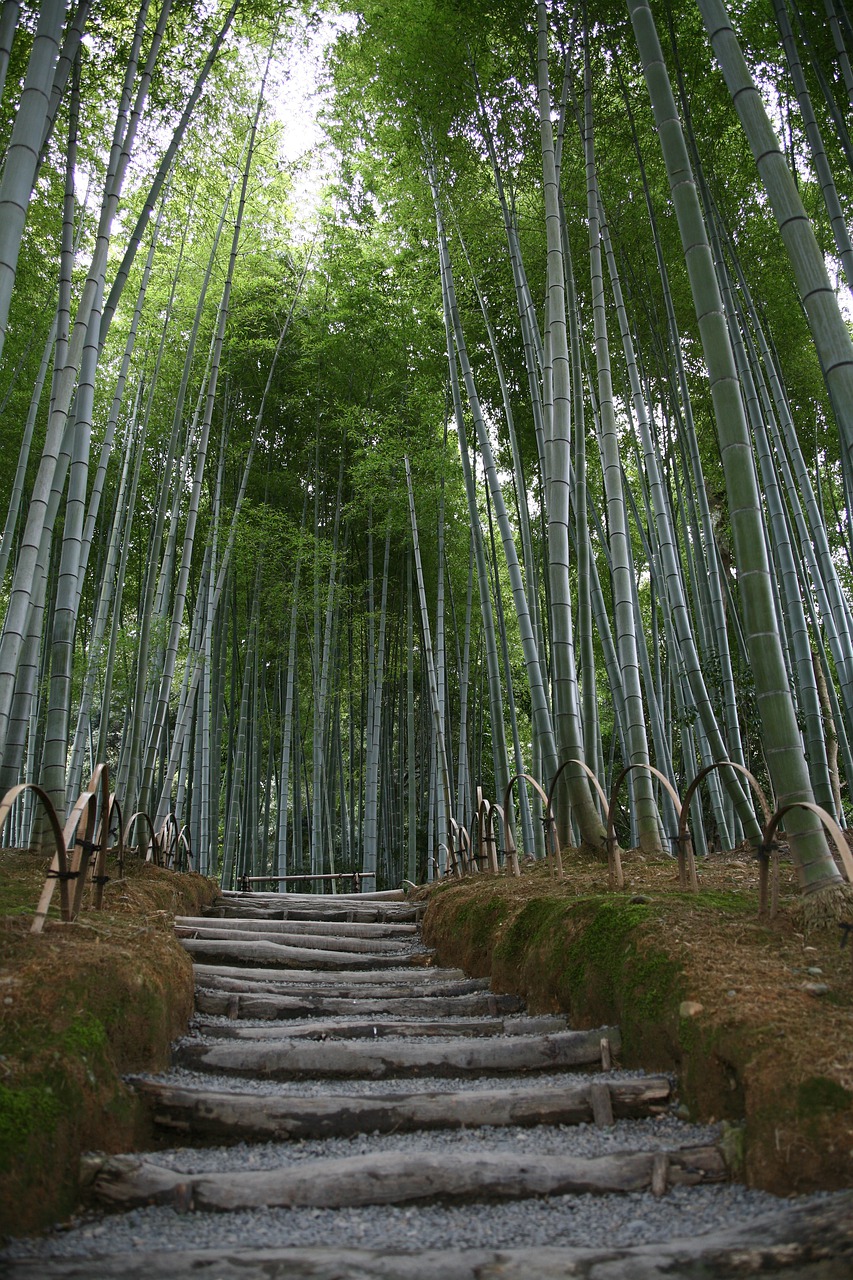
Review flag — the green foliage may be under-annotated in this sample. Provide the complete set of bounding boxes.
[0,1082,62,1173]
[796,1076,852,1116]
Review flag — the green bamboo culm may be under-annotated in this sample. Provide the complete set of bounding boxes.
[627,0,841,893]
[696,0,853,487]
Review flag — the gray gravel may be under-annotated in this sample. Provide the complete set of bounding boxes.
[2,1186,832,1260]
[3,905,831,1268]
[133,1113,720,1172]
[133,1065,648,1095]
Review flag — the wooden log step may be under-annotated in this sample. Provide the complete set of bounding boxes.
[173,1026,621,1079]
[211,893,423,920]
[218,889,410,903]
[204,904,423,923]
[194,988,526,1020]
[179,939,432,971]
[10,1190,853,1279]
[194,977,494,1004]
[176,915,419,939]
[189,1014,568,1041]
[133,1076,671,1143]
[176,926,424,956]
[89,1144,726,1212]
[191,962,478,988]
[203,901,422,921]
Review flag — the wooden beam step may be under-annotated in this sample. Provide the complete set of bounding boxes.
[10,1190,853,1279]
[207,893,423,924]
[179,939,432,970]
[189,1014,568,1041]
[133,1076,671,1143]
[176,915,419,939]
[204,905,423,922]
[194,988,526,1020]
[173,1026,621,1078]
[176,926,425,956]
[217,889,409,903]
[89,1144,726,1212]
[191,962,479,990]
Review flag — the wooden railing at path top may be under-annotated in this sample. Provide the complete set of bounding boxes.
[0,764,192,934]
[451,759,853,918]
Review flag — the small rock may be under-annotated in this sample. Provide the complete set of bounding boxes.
[679,1000,703,1018]
[675,1103,691,1120]
[803,982,830,996]
[806,966,823,976]
[726,990,737,999]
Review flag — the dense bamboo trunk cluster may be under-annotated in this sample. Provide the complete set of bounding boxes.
[0,0,850,896]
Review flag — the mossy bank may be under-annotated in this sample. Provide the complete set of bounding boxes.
[422,864,853,1195]
[0,854,217,1237]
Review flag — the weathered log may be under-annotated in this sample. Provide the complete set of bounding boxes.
[10,1192,853,1279]
[179,939,432,971]
[189,1014,568,1041]
[193,988,526,1020]
[90,1144,725,1212]
[218,889,409,903]
[191,962,478,990]
[589,1081,614,1128]
[132,1076,671,1143]
[205,905,423,922]
[175,927,421,957]
[175,915,419,939]
[173,1026,621,1079]
[208,893,423,923]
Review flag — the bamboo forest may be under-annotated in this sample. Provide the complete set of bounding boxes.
[1,0,853,907]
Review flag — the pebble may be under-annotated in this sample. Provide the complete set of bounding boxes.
[1,1187,832,1261]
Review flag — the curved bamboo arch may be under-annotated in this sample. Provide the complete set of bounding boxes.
[123,810,161,865]
[490,801,508,875]
[762,801,853,918]
[0,783,71,930]
[503,772,563,879]
[158,811,180,868]
[104,794,125,878]
[447,818,468,876]
[71,764,113,914]
[548,758,615,882]
[177,825,193,872]
[548,758,609,821]
[606,765,685,892]
[678,761,770,895]
[2,763,191,931]
[469,790,500,876]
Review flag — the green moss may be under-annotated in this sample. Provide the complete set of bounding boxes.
[62,1012,107,1059]
[562,897,684,1028]
[493,897,568,972]
[454,894,509,951]
[0,1082,62,1171]
[797,1076,852,1116]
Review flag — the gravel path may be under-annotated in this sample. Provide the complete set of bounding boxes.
[131,1064,649,1095]
[0,893,833,1268]
[125,1113,724,1172]
[2,1186,831,1260]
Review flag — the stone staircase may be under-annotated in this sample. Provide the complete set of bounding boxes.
[5,887,852,1278]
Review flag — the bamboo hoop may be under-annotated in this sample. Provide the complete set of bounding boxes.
[503,773,562,878]
[606,765,685,892]
[0,783,71,931]
[123,810,161,866]
[549,759,614,883]
[762,801,853,918]
[678,761,771,895]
